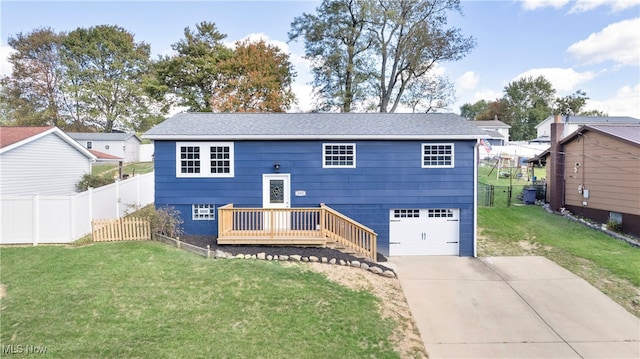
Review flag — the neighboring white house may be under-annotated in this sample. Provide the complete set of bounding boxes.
[470,119,511,145]
[0,126,96,196]
[68,132,142,162]
[535,115,640,141]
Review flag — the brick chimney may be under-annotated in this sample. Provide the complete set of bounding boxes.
[548,115,565,211]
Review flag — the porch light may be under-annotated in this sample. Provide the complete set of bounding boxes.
[274,162,280,172]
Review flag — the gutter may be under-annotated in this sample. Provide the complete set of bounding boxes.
[142,134,487,141]
[474,139,479,257]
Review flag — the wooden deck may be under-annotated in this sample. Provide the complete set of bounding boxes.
[217,204,377,262]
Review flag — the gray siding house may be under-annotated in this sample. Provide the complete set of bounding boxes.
[68,132,142,163]
[470,119,511,145]
[0,126,96,195]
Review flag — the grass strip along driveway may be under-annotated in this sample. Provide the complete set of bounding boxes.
[0,242,398,358]
[479,206,640,318]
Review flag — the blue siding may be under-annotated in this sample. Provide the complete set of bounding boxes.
[154,140,477,256]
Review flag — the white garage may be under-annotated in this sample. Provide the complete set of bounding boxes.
[389,208,460,256]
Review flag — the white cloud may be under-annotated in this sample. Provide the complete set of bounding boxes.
[0,44,15,77]
[289,83,315,113]
[514,67,596,92]
[569,0,640,13]
[228,33,291,54]
[585,83,640,118]
[450,88,502,115]
[456,71,479,90]
[522,0,640,12]
[472,89,503,103]
[521,0,569,11]
[567,18,640,66]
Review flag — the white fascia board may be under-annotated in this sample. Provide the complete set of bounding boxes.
[142,134,486,141]
[0,128,59,154]
[0,127,97,160]
[54,129,97,160]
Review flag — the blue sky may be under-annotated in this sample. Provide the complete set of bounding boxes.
[1,0,639,117]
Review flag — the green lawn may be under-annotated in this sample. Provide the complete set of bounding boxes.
[0,242,398,358]
[92,162,154,177]
[478,161,544,186]
[479,206,640,317]
[477,162,546,207]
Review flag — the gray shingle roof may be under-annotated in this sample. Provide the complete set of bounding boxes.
[67,132,140,142]
[143,112,487,140]
[565,116,639,124]
[584,125,640,145]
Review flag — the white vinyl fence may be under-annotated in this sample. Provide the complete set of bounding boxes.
[1,172,154,245]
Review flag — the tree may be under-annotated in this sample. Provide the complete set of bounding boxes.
[401,74,455,113]
[210,39,296,112]
[460,78,608,139]
[59,25,163,132]
[153,22,232,112]
[370,0,475,113]
[477,99,510,121]
[554,90,588,116]
[579,109,608,116]
[459,99,488,120]
[289,0,374,112]
[289,0,475,113]
[0,28,66,127]
[502,76,555,141]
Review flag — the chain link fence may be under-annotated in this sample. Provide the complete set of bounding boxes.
[479,182,546,207]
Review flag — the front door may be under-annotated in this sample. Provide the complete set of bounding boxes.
[262,174,291,230]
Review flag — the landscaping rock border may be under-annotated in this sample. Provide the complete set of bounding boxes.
[153,234,396,278]
[543,203,640,248]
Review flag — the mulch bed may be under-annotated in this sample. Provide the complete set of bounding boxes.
[179,235,392,270]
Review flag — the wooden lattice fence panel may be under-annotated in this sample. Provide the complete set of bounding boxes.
[92,218,151,242]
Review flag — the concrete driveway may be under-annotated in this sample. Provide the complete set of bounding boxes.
[387,256,640,358]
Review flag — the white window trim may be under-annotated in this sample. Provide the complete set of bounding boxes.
[192,204,215,220]
[322,143,356,168]
[176,142,235,178]
[421,143,455,168]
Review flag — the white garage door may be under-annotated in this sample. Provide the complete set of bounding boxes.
[389,208,459,256]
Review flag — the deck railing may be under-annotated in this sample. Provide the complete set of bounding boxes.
[217,203,377,262]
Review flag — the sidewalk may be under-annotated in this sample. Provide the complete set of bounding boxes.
[387,256,640,358]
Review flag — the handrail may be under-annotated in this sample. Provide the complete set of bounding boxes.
[320,204,377,262]
[217,204,377,262]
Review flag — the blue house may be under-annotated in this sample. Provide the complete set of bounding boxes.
[143,113,486,257]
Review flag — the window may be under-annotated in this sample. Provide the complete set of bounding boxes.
[323,143,356,168]
[86,141,92,149]
[393,209,420,218]
[210,146,232,174]
[192,204,215,220]
[422,143,454,168]
[105,145,110,150]
[428,209,454,218]
[176,142,234,178]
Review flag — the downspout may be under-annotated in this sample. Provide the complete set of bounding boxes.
[474,139,480,257]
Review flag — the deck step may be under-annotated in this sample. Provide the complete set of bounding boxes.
[325,241,358,255]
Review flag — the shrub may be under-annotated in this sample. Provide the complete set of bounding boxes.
[126,204,184,238]
[76,173,115,191]
[605,220,623,233]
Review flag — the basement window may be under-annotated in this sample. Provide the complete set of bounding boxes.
[192,204,215,220]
